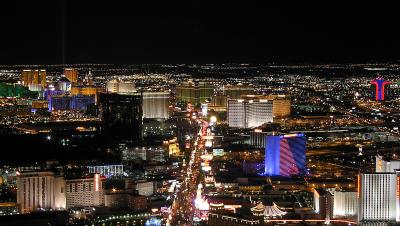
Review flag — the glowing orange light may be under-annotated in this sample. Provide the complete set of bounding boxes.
[94,174,99,191]
[378,160,382,170]
[357,175,360,198]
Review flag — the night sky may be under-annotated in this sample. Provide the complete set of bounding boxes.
[0,1,399,64]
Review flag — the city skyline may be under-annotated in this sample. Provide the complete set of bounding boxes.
[0,61,399,226]
[1,2,400,226]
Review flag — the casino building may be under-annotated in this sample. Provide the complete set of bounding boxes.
[371,77,390,101]
[264,134,306,177]
[358,155,400,223]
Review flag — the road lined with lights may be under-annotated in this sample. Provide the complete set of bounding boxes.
[168,118,207,226]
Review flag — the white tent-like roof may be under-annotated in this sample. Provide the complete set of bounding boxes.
[263,202,287,218]
[251,202,287,219]
[251,202,265,212]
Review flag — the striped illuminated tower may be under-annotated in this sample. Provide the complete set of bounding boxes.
[371,77,390,101]
[264,134,306,177]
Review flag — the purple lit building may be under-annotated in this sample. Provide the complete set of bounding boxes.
[264,134,306,177]
[71,95,96,111]
[47,92,95,111]
[371,77,390,101]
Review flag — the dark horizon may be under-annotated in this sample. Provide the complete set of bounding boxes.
[1,1,399,65]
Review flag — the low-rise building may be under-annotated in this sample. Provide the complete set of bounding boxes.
[104,191,147,211]
[135,181,154,196]
[208,210,261,226]
[0,202,18,216]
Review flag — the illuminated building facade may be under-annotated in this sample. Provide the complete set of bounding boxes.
[211,94,227,107]
[176,80,197,104]
[63,68,79,83]
[227,98,273,128]
[267,95,291,118]
[84,70,94,85]
[142,91,170,119]
[48,95,95,111]
[99,92,143,141]
[88,165,124,177]
[66,174,105,208]
[176,80,214,105]
[17,171,66,213]
[357,156,400,223]
[247,100,273,128]
[264,134,306,177]
[371,77,390,101]
[229,94,291,119]
[106,80,136,93]
[71,86,101,103]
[121,146,147,161]
[313,188,333,221]
[135,181,155,196]
[57,77,71,91]
[358,172,399,223]
[332,190,358,218]
[118,82,136,93]
[250,130,270,148]
[121,146,167,162]
[106,80,119,93]
[163,137,180,156]
[28,84,42,92]
[21,69,46,88]
[227,99,246,127]
[44,90,64,110]
[209,94,227,112]
[376,155,400,173]
[31,100,49,110]
[198,82,214,104]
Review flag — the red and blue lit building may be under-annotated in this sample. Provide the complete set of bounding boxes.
[371,77,390,101]
[264,134,306,177]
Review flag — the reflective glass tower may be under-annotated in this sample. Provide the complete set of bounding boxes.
[100,92,143,141]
